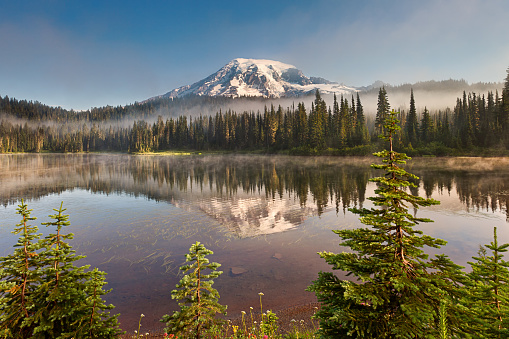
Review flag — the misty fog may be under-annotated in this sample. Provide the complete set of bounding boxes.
[1,80,503,133]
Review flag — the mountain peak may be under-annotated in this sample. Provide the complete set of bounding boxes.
[229,58,297,73]
[150,58,357,100]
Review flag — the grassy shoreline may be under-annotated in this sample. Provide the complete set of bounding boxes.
[2,145,509,157]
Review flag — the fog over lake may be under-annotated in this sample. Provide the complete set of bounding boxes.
[0,154,508,331]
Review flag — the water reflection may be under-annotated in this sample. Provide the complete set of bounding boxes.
[1,154,508,224]
[0,154,508,331]
[0,154,375,237]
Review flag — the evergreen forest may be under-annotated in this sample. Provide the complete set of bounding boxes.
[0,69,508,155]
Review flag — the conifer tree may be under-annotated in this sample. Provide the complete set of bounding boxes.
[420,107,434,144]
[308,90,327,150]
[501,67,509,143]
[308,110,469,338]
[161,241,227,339]
[354,93,369,145]
[0,200,42,337]
[375,87,390,136]
[332,94,341,148]
[466,227,509,337]
[36,202,122,338]
[0,201,122,338]
[405,89,419,146]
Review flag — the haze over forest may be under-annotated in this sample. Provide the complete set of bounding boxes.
[1,1,508,156]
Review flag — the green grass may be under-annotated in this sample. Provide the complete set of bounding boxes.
[121,296,320,339]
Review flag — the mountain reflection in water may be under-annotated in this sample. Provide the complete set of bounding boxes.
[0,154,508,331]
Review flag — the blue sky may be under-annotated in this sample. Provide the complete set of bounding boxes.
[1,0,508,110]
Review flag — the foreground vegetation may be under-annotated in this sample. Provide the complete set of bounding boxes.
[2,111,509,338]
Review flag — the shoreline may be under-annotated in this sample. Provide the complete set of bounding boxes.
[118,301,321,338]
[2,145,509,158]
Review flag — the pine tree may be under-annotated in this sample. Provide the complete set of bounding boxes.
[0,201,122,338]
[501,67,509,145]
[466,227,509,337]
[375,87,390,136]
[308,110,469,338]
[308,90,327,150]
[354,93,370,145]
[332,93,341,148]
[296,102,308,147]
[420,107,434,144]
[37,202,122,338]
[405,89,419,146]
[0,200,42,337]
[161,241,227,339]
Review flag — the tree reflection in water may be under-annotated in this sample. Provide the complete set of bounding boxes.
[0,154,508,331]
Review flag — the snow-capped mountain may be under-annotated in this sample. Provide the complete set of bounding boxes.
[150,58,358,100]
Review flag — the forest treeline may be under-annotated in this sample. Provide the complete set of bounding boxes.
[1,70,508,154]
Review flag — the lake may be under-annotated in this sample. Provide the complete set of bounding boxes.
[1,154,508,332]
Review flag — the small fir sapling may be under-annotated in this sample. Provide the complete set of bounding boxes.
[161,241,227,339]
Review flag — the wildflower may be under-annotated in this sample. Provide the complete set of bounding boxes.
[263,335,268,339]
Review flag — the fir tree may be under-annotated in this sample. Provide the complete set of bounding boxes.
[0,200,42,338]
[420,107,434,144]
[375,87,390,136]
[308,90,327,150]
[466,227,509,337]
[405,89,419,146]
[0,201,122,338]
[501,67,509,143]
[161,241,227,339]
[332,93,342,148]
[36,202,122,338]
[308,110,469,338]
[354,93,369,145]
[296,102,308,147]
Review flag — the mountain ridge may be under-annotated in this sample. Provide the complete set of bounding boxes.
[147,58,358,101]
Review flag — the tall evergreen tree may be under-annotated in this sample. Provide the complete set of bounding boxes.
[354,93,370,145]
[332,94,341,148]
[420,107,434,144]
[296,102,308,147]
[501,67,509,143]
[375,87,390,136]
[308,91,326,150]
[405,89,419,146]
[308,110,469,338]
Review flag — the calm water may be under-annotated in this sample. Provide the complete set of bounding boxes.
[1,154,508,331]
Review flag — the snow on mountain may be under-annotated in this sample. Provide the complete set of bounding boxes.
[150,58,358,100]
